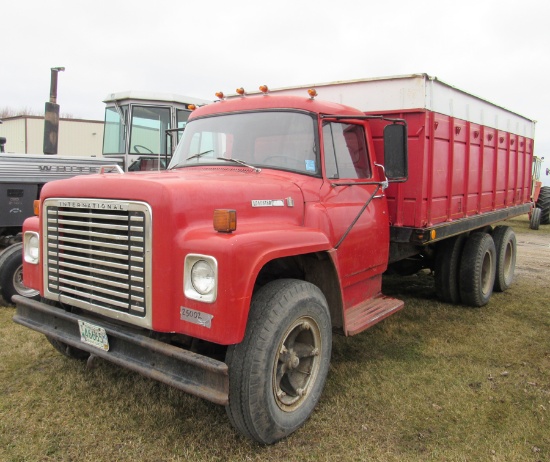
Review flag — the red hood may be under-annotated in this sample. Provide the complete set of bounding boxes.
[39,166,323,228]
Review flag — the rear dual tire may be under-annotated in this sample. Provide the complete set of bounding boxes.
[436,228,513,307]
[434,235,465,304]
[492,226,516,292]
[459,233,496,307]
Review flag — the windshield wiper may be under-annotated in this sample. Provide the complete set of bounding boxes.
[169,150,214,169]
[187,150,214,161]
[169,152,261,172]
[216,157,261,173]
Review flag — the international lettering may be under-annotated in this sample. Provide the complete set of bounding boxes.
[58,201,127,211]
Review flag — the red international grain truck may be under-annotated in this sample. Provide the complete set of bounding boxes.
[13,74,536,444]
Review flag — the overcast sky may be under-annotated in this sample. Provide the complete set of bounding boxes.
[2,0,549,184]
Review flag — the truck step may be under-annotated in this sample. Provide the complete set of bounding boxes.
[345,295,404,336]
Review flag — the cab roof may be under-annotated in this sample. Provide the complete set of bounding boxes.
[189,94,365,120]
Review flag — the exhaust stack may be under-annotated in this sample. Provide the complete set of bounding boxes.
[43,67,65,155]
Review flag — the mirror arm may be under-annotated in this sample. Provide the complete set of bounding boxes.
[374,163,389,190]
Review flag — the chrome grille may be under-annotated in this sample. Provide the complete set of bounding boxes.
[43,199,152,327]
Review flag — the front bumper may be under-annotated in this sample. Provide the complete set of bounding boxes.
[13,295,229,405]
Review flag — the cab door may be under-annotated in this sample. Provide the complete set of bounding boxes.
[320,121,390,296]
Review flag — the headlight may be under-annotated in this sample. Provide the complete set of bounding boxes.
[184,254,218,302]
[23,232,40,264]
[191,260,215,295]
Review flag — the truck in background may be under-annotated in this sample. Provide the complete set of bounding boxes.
[530,156,544,229]
[102,91,210,171]
[14,74,535,443]
[529,155,550,229]
[537,185,550,225]
[0,91,210,303]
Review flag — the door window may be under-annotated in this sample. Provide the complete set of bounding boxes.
[323,123,371,179]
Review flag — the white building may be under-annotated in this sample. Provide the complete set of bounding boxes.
[0,115,104,157]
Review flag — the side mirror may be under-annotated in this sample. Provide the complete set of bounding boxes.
[383,124,408,182]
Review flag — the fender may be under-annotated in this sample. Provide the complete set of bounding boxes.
[21,216,41,292]
[173,224,333,344]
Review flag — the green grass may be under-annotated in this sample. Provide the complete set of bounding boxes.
[1,216,549,461]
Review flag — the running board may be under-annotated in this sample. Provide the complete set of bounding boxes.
[344,295,404,336]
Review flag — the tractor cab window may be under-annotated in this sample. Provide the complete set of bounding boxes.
[103,105,128,154]
[177,109,191,143]
[129,106,171,155]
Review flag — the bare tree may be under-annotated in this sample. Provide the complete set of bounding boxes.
[1,107,77,119]
[0,107,43,118]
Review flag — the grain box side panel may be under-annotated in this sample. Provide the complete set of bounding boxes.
[371,109,534,230]
[370,110,429,228]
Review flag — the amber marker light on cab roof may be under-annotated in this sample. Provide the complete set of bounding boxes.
[213,209,237,233]
[236,87,245,95]
[308,89,318,99]
[259,85,269,94]
[188,104,196,111]
[215,91,225,100]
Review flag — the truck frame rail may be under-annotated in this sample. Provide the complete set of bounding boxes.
[390,203,532,245]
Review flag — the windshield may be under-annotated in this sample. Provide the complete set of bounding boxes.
[169,111,319,175]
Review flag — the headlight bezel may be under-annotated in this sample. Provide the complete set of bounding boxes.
[184,254,218,303]
[23,231,40,265]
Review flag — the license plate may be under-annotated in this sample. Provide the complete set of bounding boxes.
[78,320,110,351]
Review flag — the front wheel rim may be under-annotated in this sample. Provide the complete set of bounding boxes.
[272,315,322,412]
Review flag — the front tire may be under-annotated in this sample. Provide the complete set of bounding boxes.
[46,336,90,360]
[225,279,332,444]
[43,298,90,360]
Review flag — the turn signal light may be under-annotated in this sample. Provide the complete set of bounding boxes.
[216,91,225,100]
[259,85,269,94]
[34,200,40,216]
[213,209,237,233]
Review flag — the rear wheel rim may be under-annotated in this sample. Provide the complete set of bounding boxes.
[503,241,513,283]
[481,251,494,296]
